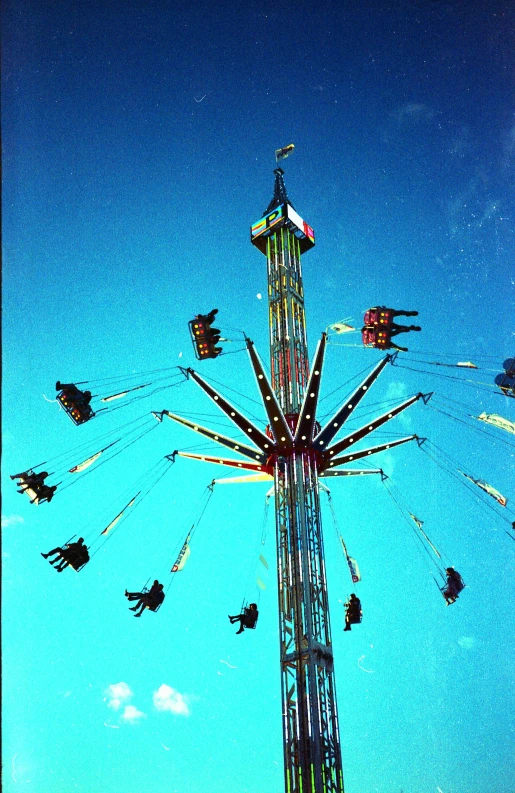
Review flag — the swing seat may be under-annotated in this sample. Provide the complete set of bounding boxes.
[18,483,55,505]
[61,547,90,571]
[146,592,165,612]
[374,330,391,348]
[57,390,95,425]
[363,307,393,327]
[441,583,465,602]
[20,485,42,504]
[13,471,53,504]
[361,327,378,347]
[361,326,392,349]
[241,605,259,629]
[138,587,165,612]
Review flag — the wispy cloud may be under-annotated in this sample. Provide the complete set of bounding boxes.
[121,705,146,722]
[449,125,471,158]
[1,514,25,529]
[501,121,515,169]
[394,102,436,124]
[385,381,409,401]
[479,199,501,226]
[446,179,502,238]
[105,682,133,711]
[153,684,191,716]
[376,450,395,479]
[384,381,413,430]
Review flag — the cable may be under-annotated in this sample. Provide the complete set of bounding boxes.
[419,441,515,524]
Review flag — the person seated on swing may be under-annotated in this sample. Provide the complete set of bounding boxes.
[124,580,165,616]
[442,567,465,605]
[495,372,515,397]
[11,469,47,489]
[196,308,218,328]
[41,537,89,572]
[361,325,408,353]
[362,307,420,350]
[364,307,419,325]
[35,482,58,504]
[205,308,218,325]
[11,470,57,503]
[56,382,93,405]
[389,322,421,337]
[80,390,93,406]
[361,323,420,353]
[344,594,362,631]
[228,603,259,634]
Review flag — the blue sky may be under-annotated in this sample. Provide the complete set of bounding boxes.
[2,1,515,792]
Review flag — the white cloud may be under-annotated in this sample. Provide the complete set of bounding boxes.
[121,705,146,723]
[105,682,133,711]
[457,636,476,650]
[1,514,25,529]
[153,684,191,716]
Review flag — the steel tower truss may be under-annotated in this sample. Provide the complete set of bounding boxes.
[165,169,429,793]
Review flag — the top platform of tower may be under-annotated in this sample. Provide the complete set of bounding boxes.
[250,168,315,255]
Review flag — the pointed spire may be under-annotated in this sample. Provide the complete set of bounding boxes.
[264,168,295,214]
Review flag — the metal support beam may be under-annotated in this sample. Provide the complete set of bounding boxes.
[163,410,268,464]
[187,368,275,454]
[175,451,272,475]
[313,355,391,450]
[320,468,383,478]
[246,338,294,446]
[324,435,418,470]
[295,334,327,445]
[323,393,425,460]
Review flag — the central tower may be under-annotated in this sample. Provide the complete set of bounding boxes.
[169,166,422,792]
[251,169,345,793]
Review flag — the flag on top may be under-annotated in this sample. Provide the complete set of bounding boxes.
[275,143,295,162]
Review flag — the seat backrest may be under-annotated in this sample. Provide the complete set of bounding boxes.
[377,308,393,326]
[22,486,40,504]
[362,328,377,346]
[146,590,165,611]
[243,609,258,628]
[375,330,390,347]
[364,309,378,325]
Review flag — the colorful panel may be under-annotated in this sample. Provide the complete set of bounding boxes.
[285,204,315,248]
[251,205,285,239]
[286,204,305,231]
[303,222,315,243]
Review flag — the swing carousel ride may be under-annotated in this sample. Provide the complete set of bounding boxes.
[8,162,514,793]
